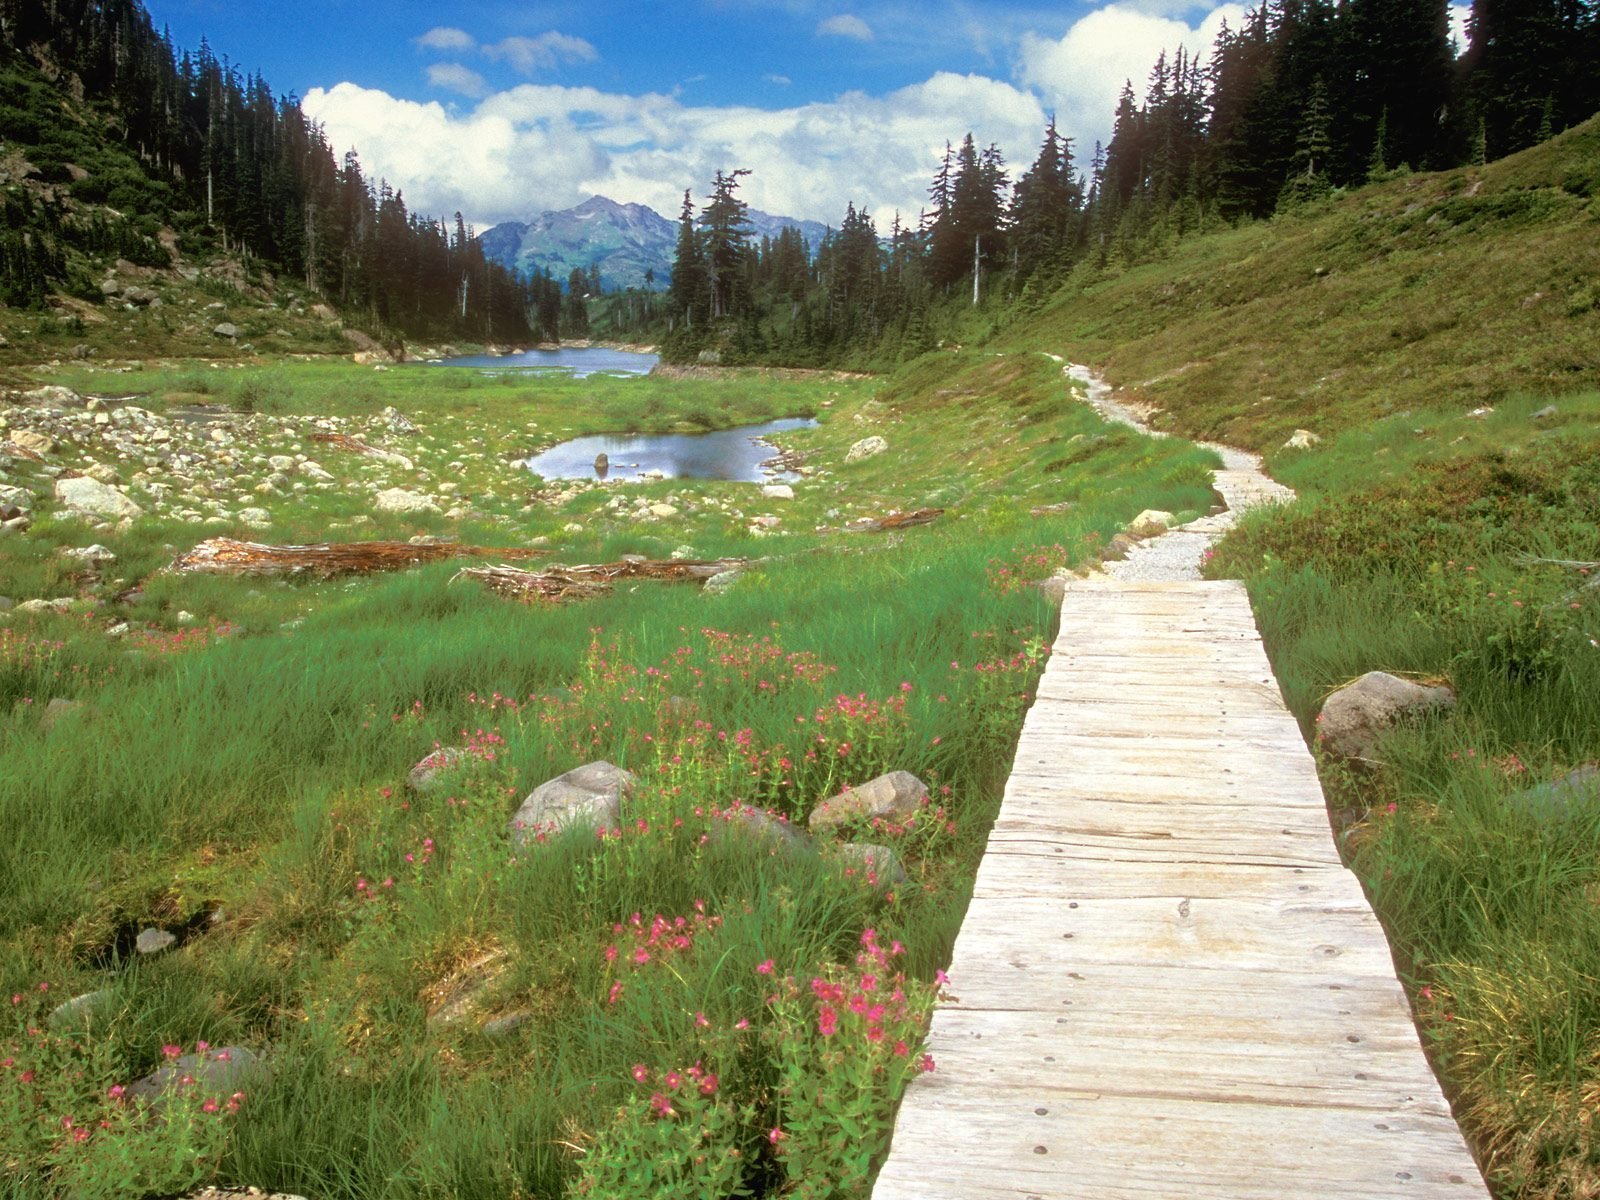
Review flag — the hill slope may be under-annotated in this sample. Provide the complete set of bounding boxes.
[1004,115,1600,451]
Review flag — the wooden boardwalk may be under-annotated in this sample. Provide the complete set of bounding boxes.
[873,578,1488,1199]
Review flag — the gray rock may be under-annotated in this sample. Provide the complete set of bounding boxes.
[1127,509,1174,537]
[213,323,241,339]
[17,598,74,616]
[237,507,271,528]
[1317,671,1455,760]
[835,842,909,887]
[374,487,439,515]
[408,746,468,793]
[481,1012,532,1039]
[715,804,809,851]
[135,928,177,955]
[0,484,35,511]
[1532,405,1558,421]
[1284,429,1322,450]
[508,760,637,845]
[126,1045,263,1106]
[55,476,143,520]
[810,770,929,835]
[9,429,55,455]
[845,435,888,463]
[703,570,742,594]
[21,386,78,406]
[1509,765,1599,821]
[762,484,795,500]
[59,543,116,565]
[381,406,418,435]
[47,989,115,1030]
[39,697,82,731]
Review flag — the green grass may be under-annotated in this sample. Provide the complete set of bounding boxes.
[1207,391,1600,1199]
[0,350,1216,1198]
[999,115,1600,452]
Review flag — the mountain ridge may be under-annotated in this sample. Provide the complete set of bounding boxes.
[480,195,830,292]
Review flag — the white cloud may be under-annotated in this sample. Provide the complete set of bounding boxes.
[426,63,489,98]
[817,14,875,41]
[302,72,1045,229]
[1449,4,1471,56]
[1018,3,1245,153]
[765,74,793,86]
[484,32,599,74]
[415,26,476,53]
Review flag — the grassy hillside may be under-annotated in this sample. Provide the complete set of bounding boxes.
[1004,115,1600,452]
[1002,115,1600,1200]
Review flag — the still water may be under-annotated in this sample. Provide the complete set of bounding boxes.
[526,418,816,483]
[428,346,659,377]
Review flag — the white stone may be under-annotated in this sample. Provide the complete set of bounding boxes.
[55,477,143,521]
[845,435,888,463]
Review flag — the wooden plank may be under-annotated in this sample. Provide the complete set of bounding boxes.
[872,576,1487,1200]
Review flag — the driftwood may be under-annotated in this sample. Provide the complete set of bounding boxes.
[167,538,547,579]
[842,507,944,534]
[456,556,747,603]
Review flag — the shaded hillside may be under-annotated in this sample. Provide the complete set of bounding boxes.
[1003,115,1600,451]
[0,0,543,347]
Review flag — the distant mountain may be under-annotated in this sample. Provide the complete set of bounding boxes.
[479,196,830,292]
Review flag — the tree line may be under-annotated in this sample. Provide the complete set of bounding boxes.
[0,0,547,341]
[648,0,1599,365]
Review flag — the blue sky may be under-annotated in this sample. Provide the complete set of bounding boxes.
[147,1,1471,228]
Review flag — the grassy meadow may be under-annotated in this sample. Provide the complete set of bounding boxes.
[0,351,1218,1198]
[1202,393,1600,1199]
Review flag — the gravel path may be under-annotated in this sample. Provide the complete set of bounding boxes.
[1064,363,1295,582]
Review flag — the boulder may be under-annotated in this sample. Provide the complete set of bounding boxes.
[648,503,679,518]
[1508,765,1599,821]
[715,804,809,852]
[10,429,55,455]
[135,928,177,956]
[55,476,143,520]
[408,746,468,793]
[762,484,795,500]
[835,842,909,888]
[126,1045,264,1107]
[0,484,34,511]
[1100,532,1138,561]
[1284,429,1322,450]
[845,436,888,463]
[1127,509,1174,537]
[47,989,115,1030]
[508,760,637,846]
[1532,405,1558,421]
[237,507,271,528]
[1317,671,1455,760]
[59,543,116,565]
[213,323,241,339]
[374,488,439,515]
[21,386,77,406]
[381,406,419,435]
[810,770,928,835]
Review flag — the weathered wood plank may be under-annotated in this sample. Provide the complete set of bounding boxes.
[871,577,1486,1200]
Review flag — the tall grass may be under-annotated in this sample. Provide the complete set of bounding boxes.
[1209,391,1600,1199]
[1,350,1217,1198]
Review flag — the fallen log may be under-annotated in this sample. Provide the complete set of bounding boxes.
[167,537,547,579]
[456,555,748,603]
[308,432,413,467]
[842,507,944,534]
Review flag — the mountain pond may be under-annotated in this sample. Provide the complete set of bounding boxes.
[425,345,660,378]
[525,418,817,483]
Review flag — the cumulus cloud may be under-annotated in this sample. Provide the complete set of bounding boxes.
[484,33,599,74]
[425,63,489,99]
[1018,3,1246,152]
[415,26,476,53]
[817,14,875,41]
[302,72,1044,228]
